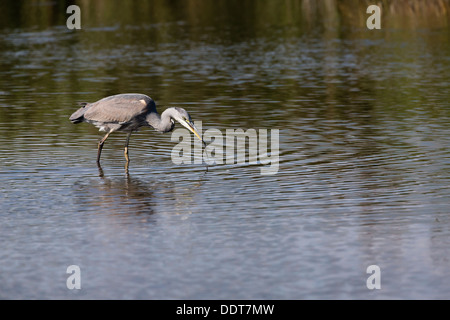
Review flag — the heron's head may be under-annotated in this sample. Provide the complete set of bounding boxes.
[171,107,205,145]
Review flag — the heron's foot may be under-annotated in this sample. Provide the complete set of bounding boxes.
[97,163,104,177]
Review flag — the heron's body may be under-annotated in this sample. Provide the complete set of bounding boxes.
[69,93,203,164]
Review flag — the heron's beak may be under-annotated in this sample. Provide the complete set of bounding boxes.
[180,119,209,167]
[181,120,205,146]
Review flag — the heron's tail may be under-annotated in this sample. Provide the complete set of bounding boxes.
[69,102,89,124]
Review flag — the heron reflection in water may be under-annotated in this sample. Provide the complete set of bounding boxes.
[69,93,206,166]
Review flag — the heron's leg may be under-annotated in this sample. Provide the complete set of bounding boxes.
[124,160,129,175]
[97,132,111,164]
[124,132,132,162]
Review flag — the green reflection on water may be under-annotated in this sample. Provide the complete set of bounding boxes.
[0,0,449,144]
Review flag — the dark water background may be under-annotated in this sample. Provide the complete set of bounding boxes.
[0,0,449,299]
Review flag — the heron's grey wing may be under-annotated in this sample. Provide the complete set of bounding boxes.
[83,94,156,124]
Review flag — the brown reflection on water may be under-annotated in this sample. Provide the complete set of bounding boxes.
[72,168,159,218]
[71,164,207,220]
[1,0,448,31]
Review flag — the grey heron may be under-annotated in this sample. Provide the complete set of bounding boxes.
[69,93,204,164]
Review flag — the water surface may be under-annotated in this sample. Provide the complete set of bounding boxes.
[0,1,449,299]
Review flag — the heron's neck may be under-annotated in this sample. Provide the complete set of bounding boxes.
[146,108,175,133]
